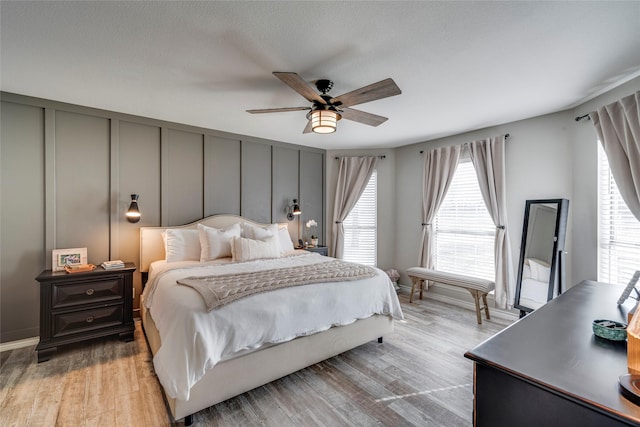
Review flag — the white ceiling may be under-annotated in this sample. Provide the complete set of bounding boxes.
[2,1,639,150]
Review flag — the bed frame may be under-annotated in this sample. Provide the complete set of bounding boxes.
[139,214,395,425]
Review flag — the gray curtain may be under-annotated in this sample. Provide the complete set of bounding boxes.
[418,145,462,268]
[469,135,514,309]
[590,91,640,221]
[331,156,378,259]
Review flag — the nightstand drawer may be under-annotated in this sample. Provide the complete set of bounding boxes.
[52,278,123,308]
[53,304,123,338]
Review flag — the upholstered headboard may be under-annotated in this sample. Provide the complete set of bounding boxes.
[139,214,285,272]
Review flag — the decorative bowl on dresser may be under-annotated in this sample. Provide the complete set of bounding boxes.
[35,262,136,362]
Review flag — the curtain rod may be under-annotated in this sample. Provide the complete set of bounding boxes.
[575,113,591,122]
[334,155,386,160]
[419,133,509,154]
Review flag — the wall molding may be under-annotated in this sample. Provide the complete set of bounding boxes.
[1,91,327,343]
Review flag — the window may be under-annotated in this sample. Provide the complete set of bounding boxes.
[433,160,495,281]
[343,170,377,266]
[598,144,640,285]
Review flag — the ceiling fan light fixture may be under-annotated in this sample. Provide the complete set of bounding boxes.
[310,110,341,134]
[248,72,400,134]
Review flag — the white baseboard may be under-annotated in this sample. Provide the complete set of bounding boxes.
[0,319,142,353]
[398,283,518,322]
[0,336,39,353]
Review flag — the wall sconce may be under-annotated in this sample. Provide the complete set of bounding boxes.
[287,199,302,221]
[126,194,141,223]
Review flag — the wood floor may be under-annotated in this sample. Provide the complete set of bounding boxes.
[0,294,511,426]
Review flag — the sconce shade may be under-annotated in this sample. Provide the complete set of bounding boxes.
[126,194,141,223]
[287,198,302,221]
[310,110,340,134]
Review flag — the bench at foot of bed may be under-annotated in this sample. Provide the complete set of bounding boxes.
[406,267,495,324]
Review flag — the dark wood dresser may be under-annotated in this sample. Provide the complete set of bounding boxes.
[465,280,640,426]
[35,263,136,362]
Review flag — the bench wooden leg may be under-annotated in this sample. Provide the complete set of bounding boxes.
[482,293,491,320]
[409,276,425,303]
[468,289,491,324]
[469,289,483,324]
[409,277,417,303]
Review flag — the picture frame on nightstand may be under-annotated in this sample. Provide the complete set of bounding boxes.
[51,247,87,271]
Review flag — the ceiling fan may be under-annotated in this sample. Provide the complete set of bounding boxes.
[246,72,401,134]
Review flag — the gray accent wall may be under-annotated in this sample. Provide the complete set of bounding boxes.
[1,102,45,342]
[242,141,273,224]
[0,92,325,343]
[205,136,241,216]
[300,151,325,245]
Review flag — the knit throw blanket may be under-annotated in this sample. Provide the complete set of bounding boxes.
[178,260,376,311]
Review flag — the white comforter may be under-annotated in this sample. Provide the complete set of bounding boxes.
[142,252,404,400]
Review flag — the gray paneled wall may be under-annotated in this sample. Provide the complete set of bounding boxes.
[241,141,273,224]
[0,92,325,343]
[300,151,325,245]
[54,111,111,264]
[273,146,301,239]
[165,129,205,225]
[205,136,241,216]
[1,102,45,342]
[115,120,162,311]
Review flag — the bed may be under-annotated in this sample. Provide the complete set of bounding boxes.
[139,214,403,425]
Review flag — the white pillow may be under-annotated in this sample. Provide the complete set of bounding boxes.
[278,227,295,252]
[198,223,241,261]
[242,223,282,253]
[242,222,278,239]
[164,229,201,263]
[230,235,281,262]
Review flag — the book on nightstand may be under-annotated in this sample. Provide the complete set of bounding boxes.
[101,260,125,270]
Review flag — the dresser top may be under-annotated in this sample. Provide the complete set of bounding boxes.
[465,280,640,423]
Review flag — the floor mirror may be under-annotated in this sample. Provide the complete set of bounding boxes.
[514,198,569,318]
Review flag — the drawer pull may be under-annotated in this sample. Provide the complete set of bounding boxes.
[85,289,95,296]
[86,316,94,323]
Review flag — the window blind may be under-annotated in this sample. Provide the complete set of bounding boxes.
[343,170,377,266]
[598,144,640,285]
[434,160,495,281]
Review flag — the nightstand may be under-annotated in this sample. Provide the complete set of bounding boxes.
[305,246,328,256]
[35,263,136,362]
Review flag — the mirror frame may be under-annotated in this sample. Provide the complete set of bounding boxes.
[514,198,569,317]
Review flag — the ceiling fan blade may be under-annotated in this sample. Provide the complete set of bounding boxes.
[273,72,326,104]
[303,120,313,134]
[246,107,310,114]
[331,78,401,108]
[339,107,388,127]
